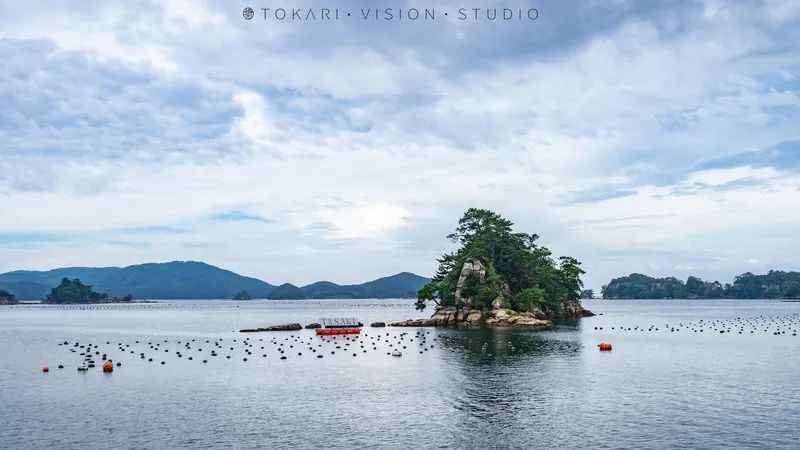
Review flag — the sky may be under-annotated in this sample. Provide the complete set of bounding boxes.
[0,0,799,290]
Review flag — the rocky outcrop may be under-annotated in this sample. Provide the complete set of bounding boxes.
[240,323,303,332]
[484,308,549,328]
[370,322,386,327]
[491,281,511,309]
[304,323,321,329]
[551,300,594,319]
[390,306,549,329]
[454,259,486,308]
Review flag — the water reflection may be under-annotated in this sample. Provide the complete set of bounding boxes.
[432,325,585,446]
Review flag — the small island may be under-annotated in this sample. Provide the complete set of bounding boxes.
[602,271,800,299]
[392,208,592,328]
[267,283,306,300]
[0,289,19,305]
[42,278,134,304]
[232,290,253,300]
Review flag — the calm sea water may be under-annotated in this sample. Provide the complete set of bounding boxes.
[1,299,799,449]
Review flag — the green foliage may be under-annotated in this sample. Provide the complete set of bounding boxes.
[512,287,546,312]
[580,289,594,299]
[44,278,109,304]
[416,208,585,313]
[601,273,686,299]
[602,270,800,299]
[415,282,441,311]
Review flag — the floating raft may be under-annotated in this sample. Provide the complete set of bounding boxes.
[316,317,362,336]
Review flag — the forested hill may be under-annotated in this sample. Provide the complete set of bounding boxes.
[0,261,429,300]
[0,262,274,300]
[602,271,800,299]
[301,272,429,299]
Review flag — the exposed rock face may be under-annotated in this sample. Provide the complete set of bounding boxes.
[304,323,321,329]
[491,281,511,309]
[557,300,594,318]
[390,306,549,329]
[240,323,303,332]
[485,308,549,327]
[454,258,486,308]
[390,296,592,328]
[370,322,386,327]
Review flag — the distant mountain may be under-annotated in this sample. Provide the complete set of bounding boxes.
[0,261,274,300]
[0,281,51,300]
[0,262,430,301]
[301,272,429,299]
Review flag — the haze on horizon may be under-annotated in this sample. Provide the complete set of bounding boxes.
[1,0,799,291]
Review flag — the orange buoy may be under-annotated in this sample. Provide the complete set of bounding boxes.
[102,361,114,373]
[42,366,49,373]
[598,342,613,351]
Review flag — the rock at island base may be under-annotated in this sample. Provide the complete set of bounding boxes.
[370,322,386,327]
[390,302,593,328]
[240,323,303,333]
[390,307,550,329]
[304,323,321,329]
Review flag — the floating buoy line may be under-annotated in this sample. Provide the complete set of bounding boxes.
[37,312,799,373]
[590,312,800,336]
[43,330,441,374]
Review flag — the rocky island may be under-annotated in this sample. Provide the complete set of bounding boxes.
[0,289,19,305]
[42,278,134,304]
[392,209,593,328]
[232,290,253,300]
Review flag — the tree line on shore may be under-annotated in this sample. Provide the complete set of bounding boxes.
[602,271,800,299]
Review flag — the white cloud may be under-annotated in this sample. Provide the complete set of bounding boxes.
[231,91,273,147]
[0,0,799,287]
[312,203,411,239]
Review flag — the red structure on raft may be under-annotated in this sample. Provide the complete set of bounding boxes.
[315,317,363,336]
[316,328,361,336]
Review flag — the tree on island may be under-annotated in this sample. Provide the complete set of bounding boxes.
[580,289,595,299]
[0,289,19,305]
[415,208,585,317]
[43,278,133,304]
[232,290,253,300]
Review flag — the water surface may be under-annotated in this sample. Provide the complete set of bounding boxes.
[1,299,798,449]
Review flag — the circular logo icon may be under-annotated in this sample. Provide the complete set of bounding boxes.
[243,7,255,20]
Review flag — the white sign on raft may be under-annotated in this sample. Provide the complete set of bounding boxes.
[319,318,362,328]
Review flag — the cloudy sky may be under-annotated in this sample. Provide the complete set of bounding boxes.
[1,0,799,289]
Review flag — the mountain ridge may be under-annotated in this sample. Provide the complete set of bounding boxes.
[0,261,430,301]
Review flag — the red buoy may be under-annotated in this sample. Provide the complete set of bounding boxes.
[598,342,613,351]
[102,361,114,373]
[42,366,49,373]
